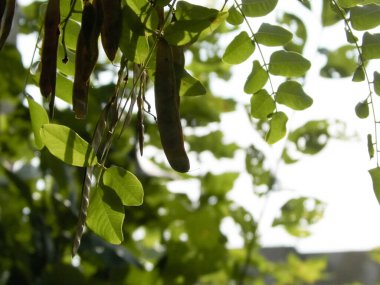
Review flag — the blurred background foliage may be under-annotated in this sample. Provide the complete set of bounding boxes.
[1,0,377,284]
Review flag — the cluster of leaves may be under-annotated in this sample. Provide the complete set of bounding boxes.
[4,0,380,284]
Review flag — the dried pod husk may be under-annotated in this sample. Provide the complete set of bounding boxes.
[0,0,16,50]
[39,0,60,114]
[73,0,102,119]
[99,0,121,61]
[154,38,190,172]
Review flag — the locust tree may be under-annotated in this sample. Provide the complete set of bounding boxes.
[0,0,379,284]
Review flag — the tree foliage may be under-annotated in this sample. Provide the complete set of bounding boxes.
[1,0,380,284]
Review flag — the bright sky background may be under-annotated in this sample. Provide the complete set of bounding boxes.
[17,0,380,253]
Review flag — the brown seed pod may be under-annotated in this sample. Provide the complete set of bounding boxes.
[99,0,121,61]
[0,0,7,30]
[154,38,190,173]
[0,0,16,50]
[39,0,60,118]
[72,0,102,119]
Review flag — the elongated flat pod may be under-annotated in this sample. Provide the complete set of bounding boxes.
[39,0,60,118]
[72,95,118,256]
[154,38,189,172]
[0,0,15,50]
[99,0,121,61]
[72,0,102,119]
[0,0,6,30]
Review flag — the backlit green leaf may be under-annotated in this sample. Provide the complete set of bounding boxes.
[180,70,207,96]
[266,111,288,144]
[103,166,143,206]
[175,1,218,21]
[269,50,311,77]
[319,45,357,78]
[27,97,49,150]
[352,65,365,82]
[362,32,380,60]
[374,71,380,95]
[241,0,278,17]
[227,5,244,25]
[275,81,313,110]
[164,11,228,46]
[56,73,73,104]
[322,0,341,27]
[250,89,275,119]
[255,23,293,46]
[244,60,268,94]
[369,167,380,205]
[350,4,380,31]
[40,124,98,167]
[368,134,374,159]
[337,0,364,8]
[222,31,255,64]
[87,186,124,244]
[279,13,307,53]
[355,100,369,118]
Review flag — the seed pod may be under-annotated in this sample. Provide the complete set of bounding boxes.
[99,0,121,61]
[39,0,60,118]
[0,0,16,50]
[154,38,190,172]
[0,0,6,30]
[72,0,102,119]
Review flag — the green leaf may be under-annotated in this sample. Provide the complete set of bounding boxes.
[255,23,293,46]
[64,19,80,51]
[374,71,380,95]
[319,45,357,78]
[120,5,150,64]
[164,11,228,46]
[279,13,307,54]
[322,0,342,27]
[125,0,158,33]
[369,167,380,205]
[345,28,358,44]
[266,111,288,144]
[102,166,143,206]
[40,124,98,167]
[244,60,268,94]
[275,81,313,110]
[222,31,255,64]
[87,186,124,244]
[187,131,239,158]
[241,0,278,17]
[362,32,380,60]
[269,50,311,77]
[350,4,380,31]
[355,100,369,118]
[175,1,218,21]
[368,134,374,159]
[202,172,239,196]
[352,65,365,82]
[226,5,244,25]
[27,97,49,150]
[180,70,207,96]
[250,89,276,119]
[288,120,330,155]
[273,197,325,237]
[337,0,365,8]
[56,73,73,104]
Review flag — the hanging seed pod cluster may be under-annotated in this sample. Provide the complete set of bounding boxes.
[34,0,207,173]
